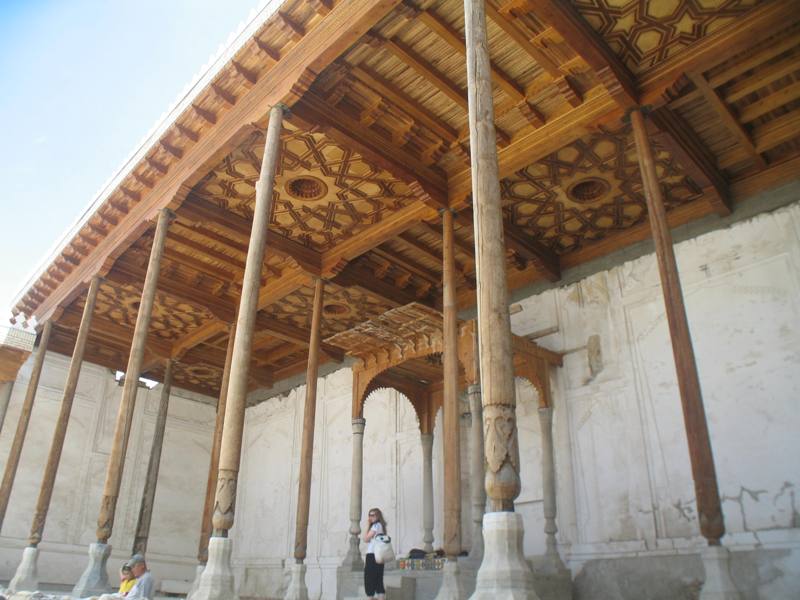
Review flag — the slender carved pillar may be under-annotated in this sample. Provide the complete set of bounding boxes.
[199,321,236,563]
[96,207,172,544]
[285,278,324,600]
[467,384,485,563]
[73,208,172,599]
[6,279,99,593]
[630,108,740,599]
[132,359,174,555]
[465,0,536,597]
[0,320,52,531]
[436,209,464,599]
[187,322,236,600]
[537,406,566,573]
[421,432,435,553]
[341,417,366,570]
[195,104,284,600]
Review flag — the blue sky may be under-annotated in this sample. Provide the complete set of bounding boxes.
[0,0,264,322]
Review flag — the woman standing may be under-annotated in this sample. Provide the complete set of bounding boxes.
[363,507,387,599]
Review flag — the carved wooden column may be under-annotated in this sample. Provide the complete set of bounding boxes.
[467,383,485,563]
[132,359,174,555]
[464,0,536,596]
[0,319,52,531]
[537,406,566,574]
[187,322,236,600]
[73,207,172,598]
[286,277,325,600]
[0,381,14,435]
[421,432,435,553]
[7,277,99,593]
[341,417,366,571]
[436,208,464,599]
[195,104,284,600]
[630,108,740,599]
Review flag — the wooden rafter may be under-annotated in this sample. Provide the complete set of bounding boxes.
[332,261,435,308]
[687,71,767,169]
[648,106,731,216]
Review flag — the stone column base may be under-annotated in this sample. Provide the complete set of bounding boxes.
[339,535,363,572]
[283,562,309,600]
[72,542,111,598]
[8,546,39,593]
[469,512,540,600]
[185,563,205,600]
[192,537,238,600]
[435,559,465,600]
[699,545,742,600]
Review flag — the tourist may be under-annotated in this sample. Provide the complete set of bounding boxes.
[118,563,135,596]
[362,507,386,599]
[124,554,153,600]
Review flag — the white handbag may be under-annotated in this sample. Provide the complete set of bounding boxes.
[373,533,396,564]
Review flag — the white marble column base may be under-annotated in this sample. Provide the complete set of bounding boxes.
[339,535,363,571]
[283,563,309,600]
[434,559,465,600]
[8,545,40,593]
[192,537,238,600]
[699,545,742,600]
[467,522,484,567]
[185,563,205,600]
[72,542,111,597]
[469,512,540,600]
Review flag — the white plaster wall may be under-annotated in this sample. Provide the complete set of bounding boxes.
[510,200,800,580]
[0,353,216,590]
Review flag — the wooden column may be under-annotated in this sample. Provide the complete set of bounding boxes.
[96,207,172,543]
[211,104,284,537]
[342,417,366,570]
[0,320,53,531]
[293,277,325,563]
[538,406,566,571]
[442,209,462,556]
[421,432,435,553]
[28,276,100,547]
[197,320,236,564]
[630,108,725,545]
[132,359,174,555]
[464,0,521,512]
[0,381,15,435]
[467,383,486,560]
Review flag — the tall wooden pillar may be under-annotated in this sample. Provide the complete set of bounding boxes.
[210,104,284,539]
[630,108,725,544]
[0,319,53,531]
[442,210,462,557]
[421,432,435,553]
[341,417,366,570]
[96,206,173,544]
[292,278,324,563]
[197,320,236,565]
[464,0,520,514]
[0,381,15,435]
[467,383,485,562]
[132,359,174,555]
[29,276,100,547]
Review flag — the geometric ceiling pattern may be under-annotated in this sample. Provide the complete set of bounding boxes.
[191,126,419,251]
[261,283,395,337]
[502,126,703,254]
[575,0,757,71]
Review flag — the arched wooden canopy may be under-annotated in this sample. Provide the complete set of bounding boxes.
[324,304,562,434]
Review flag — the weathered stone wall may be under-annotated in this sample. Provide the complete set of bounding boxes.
[0,354,216,590]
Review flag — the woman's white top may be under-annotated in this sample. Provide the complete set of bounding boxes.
[366,522,384,554]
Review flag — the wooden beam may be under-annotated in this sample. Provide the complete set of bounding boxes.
[332,262,433,308]
[648,106,731,216]
[177,197,322,275]
[688,71,767,169]
[523,0,637,108]
[372,247,440,284]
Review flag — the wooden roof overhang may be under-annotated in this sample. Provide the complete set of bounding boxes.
[12,0,800,398]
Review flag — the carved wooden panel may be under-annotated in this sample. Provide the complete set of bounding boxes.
[575,0,757,71]
[502,126,703,254]
[261,282,394,336]
[190,124,418,251]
